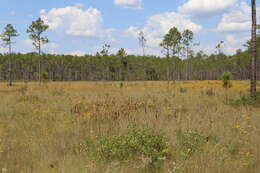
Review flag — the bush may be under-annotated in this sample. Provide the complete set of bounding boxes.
[180,87,188,93]
[205,88,214,96]
[175,129,205,159]
[231,91,260,106]
[17,85,28,96]
[17,95,41,103]
[221,72,232,89]
[52,87,65,96]
[91,128,169,166]
[42,72,48,81]
[119,82,124,88]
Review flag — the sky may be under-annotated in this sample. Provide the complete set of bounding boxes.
[0,0,259,56]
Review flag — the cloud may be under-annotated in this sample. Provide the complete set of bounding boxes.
[40,5,111,38]
[178,0,236,17]
[223,34,249,54]
[43,42,60,54]
[126,12,202,48]
[18,39,60,54]
[114,0,143,10]
[0,46,8,54]
[67,50,86,56]
[196,33,249,55]
[216,1,260,32]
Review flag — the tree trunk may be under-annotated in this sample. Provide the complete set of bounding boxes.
[38,39,41,84]
[251,0,257,99]
[8,39,12,86]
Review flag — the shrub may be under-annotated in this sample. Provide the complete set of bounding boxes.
[119,82,124,88]
[221,72,232,89]
[180,87,187,93]
[231,91,260,106]
[221,72,233,103]
[175,129,205,159]
[42,72,49,81]
[52,87,65,96]
[17,95,41,103]
[205,88,214,96]
[92,128,169,166]
[17,85,28,96]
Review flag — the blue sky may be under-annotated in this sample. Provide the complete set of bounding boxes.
[0,0,259,56]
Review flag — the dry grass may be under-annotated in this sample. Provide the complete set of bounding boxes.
[0,81,259,173]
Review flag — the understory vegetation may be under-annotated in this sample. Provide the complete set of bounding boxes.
[0,81,259,172]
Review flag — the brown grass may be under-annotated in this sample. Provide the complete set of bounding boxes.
[0,81,259,173]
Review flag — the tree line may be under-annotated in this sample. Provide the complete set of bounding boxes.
[0,45,258,82]
[0,17,259,83]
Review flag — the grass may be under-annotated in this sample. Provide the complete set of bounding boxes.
[0,81,259,173]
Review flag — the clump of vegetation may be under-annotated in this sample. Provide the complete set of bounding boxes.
[17,85,28,96]
[221,72,233,103]
[175,129,205,159]
[89,127,169,168]
[17,95,41,103]
[42,72,49,82]
[119,82,124,88]
[52,87,65,96]
[231,91,260,106]
[205,88,215,96]
[180,87,188,93]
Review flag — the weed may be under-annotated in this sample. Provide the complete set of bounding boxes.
[119,82,124,88]
[90,127,169,168]
[231,91,260,106]
[52,87,65,96]
[17,95,41,103]
[17,85,28,96]
[205,88,215,96]
[175,129,205,159]
[180,87,187,93]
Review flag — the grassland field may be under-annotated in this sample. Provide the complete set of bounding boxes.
[0,81,259,173]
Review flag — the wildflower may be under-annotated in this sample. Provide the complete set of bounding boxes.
[246,152,251,157]
[235,125,241,129]
[245,116,251,121]
[187,148,192,153]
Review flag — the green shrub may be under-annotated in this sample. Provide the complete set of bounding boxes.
[231,91,260,106]
[119,82,124,88]
[205,88,214,96]
[175,129,205,159]
[17,95,41,103]
[221,72,232,89]
[52,87,65,96]
[42,72,48,81]
[92,128,169,166]
[221,72,233,104]
[180,87,187,93]
[17,85,28,96]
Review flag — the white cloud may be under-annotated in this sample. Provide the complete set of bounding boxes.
[125,26,140,38]
[126,12,202,49]
[67,50,86,56]
[43,42,60,54]
[18,39,60,54]
[196,34,248,55]
[0,46,8,54]
[40,5,111,38]
[178,0,236,17]
[216,1,260,32]
[222,34,249,54]
[114,0,143,10]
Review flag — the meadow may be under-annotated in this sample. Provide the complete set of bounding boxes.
[0,81,259,173]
